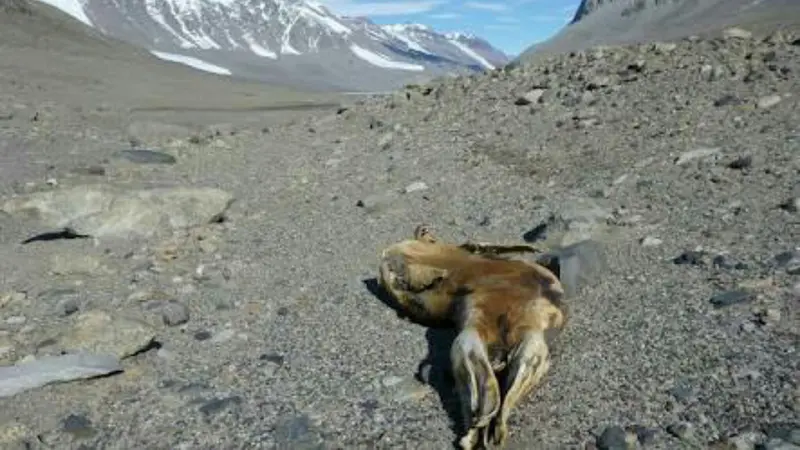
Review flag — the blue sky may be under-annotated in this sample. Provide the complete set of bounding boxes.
[318,0,582,57]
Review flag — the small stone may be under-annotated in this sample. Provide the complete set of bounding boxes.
[640,236,663,247]
[629,425,658,445]
[652,42,677,52]
[0,336,16,363]
[723,27,753,39]
[596,426,634,450]
[586,76,612,90]
[356,191,398,213]
[62,414,95,439]
[714,95,743,107]
[675,147,722,165]
[194,330,212,341]
[761,438,800,450]
[757,95,782,109]
[667,381,693,402]
[116,149,177,164]
[673,250,706,266]
[51,254,102,276]
[718,431,764,449]
[727,155,753,170]
[210,328,235,343]
[5,316,26,325]
[72,165,106,176]
[741,321,757,333]
[713,254,747,270]
[272,414,323,448]
[60,309,156,359]
[403,181,428,193]
[0,422,32,446]
[710,290,755,308]
[59,297,80,316]
[780,197,799,213]
[756,308,781,325]
[259,352,285,366]
[515,89,546,105]
[774,251,800,275]
[381,376,403,387]
[763,422,800,443]
[666,422,694,440]
[0,291,25,309]
[160,301,189,326]
[377,132,393,150]
[198,396,242,416]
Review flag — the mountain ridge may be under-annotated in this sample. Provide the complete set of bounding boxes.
[34,0,510,92]
[517,0,800,64]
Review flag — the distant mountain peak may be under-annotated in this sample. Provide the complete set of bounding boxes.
[34,0,510,91]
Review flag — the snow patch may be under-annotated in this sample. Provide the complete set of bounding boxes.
[299,3,351,35]
[150,50,232,75]
[445,31,477,40]
[35,0,93,26]
[382,27,433,55]
[349,44,424,71]
[144,0,194,49]
[448,39,494,70]
[242,33,277,59]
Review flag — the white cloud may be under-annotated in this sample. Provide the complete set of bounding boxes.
[464,1,508,12]
[319,0,444,16]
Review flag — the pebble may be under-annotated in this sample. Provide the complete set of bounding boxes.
[596,425,633,450]
[62,414,95,439]
[757,95,783,109]
[1,291,27,308]
[723,27,753,39]
[756,308,781,325]
[774,250,800,275]
[720,431,764,449]
[674,147,722,165]
[780,197,799,213]
[710,290,755,308]
[5,316,26,325]
[666,422,695,440]
[673,250,706,265]
[403,181,428,193]
[377,132,394,150]
[198,395,242,417]
[515,88,546,105]
[210,328,236,344]
[640,236,663,247]
[59,309,156,359]
[160,300,190,326]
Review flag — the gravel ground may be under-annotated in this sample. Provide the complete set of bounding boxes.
[0,4,798,450]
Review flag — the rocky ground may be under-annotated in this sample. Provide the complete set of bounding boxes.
[0,8,798,450]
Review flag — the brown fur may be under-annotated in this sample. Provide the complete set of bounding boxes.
[378,224,568,449]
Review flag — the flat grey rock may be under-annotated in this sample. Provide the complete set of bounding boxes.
[0,352,122,399]
[1,185,234,239]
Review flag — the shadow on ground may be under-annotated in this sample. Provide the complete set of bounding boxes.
[361,277,465,448]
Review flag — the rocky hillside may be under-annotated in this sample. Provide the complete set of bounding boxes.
[0,5,798,450]
[34,0,509,92]
[519,0,800,63]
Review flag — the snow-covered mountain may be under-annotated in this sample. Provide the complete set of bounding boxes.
[34,0,510,92]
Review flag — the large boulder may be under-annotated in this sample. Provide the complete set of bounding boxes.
[1,184,234,239]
